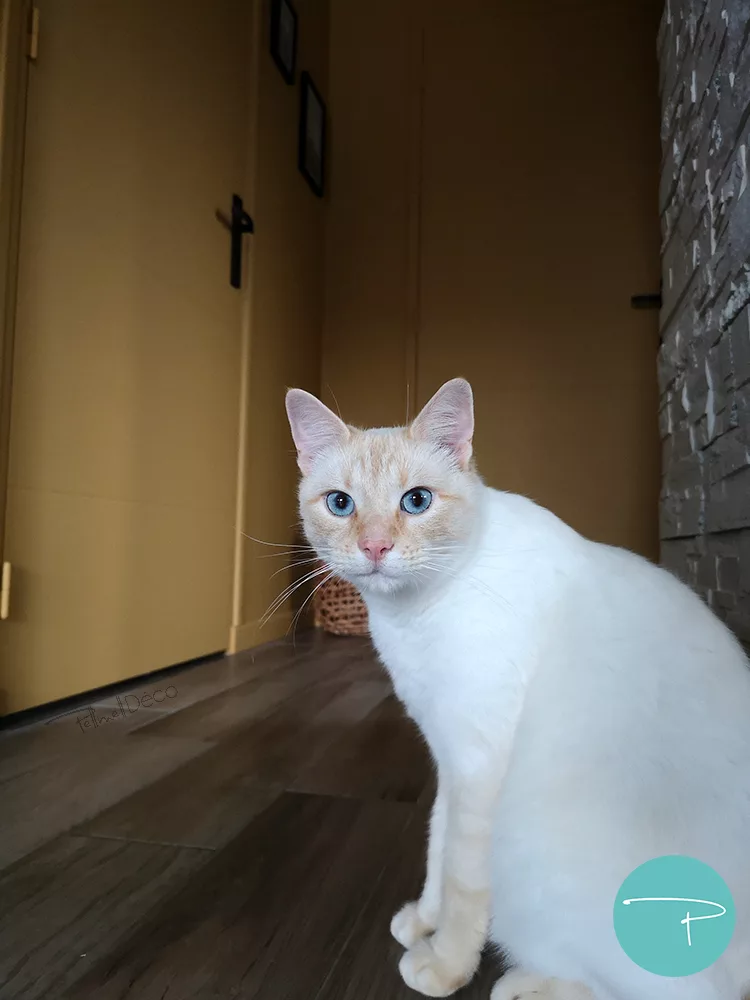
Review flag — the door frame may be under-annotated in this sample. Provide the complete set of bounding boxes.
[229,0,262,654]
[0,0,32,562]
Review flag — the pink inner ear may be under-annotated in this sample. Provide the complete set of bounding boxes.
[285,389,349,473]
[411,378,474,467]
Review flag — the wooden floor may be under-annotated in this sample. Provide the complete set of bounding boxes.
[0,631,503,1000]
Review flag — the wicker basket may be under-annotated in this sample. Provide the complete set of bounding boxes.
[313,572,369,636]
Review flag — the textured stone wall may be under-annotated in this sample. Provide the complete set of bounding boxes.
[658,0,750,643]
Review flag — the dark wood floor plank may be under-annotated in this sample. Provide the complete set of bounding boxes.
[74,677,387,848]
[0,724,90,785]
[129,676,303,741]
[1,636,314,743]
[63,794,416,1000]
[67,686,325,848]
[293,695,433,802]
[75,777,283,851]
[131,634,376,742]
[1,631,489,1000]
[314,808,505,1000]
[162,676,353,787]
[0,634,326,828]
[125,641,319,736]
[313,801,428,1000]
[0,734,210,870]
[0,835,210,1000]
[2,636,384,863]
[170,673,388,790]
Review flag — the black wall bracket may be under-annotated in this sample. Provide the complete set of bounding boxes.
[630,279,662,310]
[630,293,662,310]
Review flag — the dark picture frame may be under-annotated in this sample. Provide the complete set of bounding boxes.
[270,0,297,85]
[298,71,326,197]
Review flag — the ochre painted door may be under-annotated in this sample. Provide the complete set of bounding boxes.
[0,0,254,713]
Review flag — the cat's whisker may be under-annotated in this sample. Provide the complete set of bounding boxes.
[260,564,331,626]
[288,569,335,641]
[257,551,313,560]
[239,531,312,551]
[269,556,323,580]
[260,582,321,628]
[261,567,328,622]
[257,547,330,560]
[411,567,433,596]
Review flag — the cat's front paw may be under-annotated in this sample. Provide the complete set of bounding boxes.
[399,938,477,997]
[391,901,436,948]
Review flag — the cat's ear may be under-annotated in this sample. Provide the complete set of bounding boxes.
[285,389,350,474]
[410,378,474,469]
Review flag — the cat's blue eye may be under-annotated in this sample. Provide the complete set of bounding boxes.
[400,488,433,515]
[326,491,355,517]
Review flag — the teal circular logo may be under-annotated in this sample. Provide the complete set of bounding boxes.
[614,856,735,977]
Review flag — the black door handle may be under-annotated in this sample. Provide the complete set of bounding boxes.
[230,194,254,289]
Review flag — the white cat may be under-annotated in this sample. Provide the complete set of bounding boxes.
[285,377,750,1000]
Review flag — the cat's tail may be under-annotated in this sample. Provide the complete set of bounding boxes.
[491,970,594,1000]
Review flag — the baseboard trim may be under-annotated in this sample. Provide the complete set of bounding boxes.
[228,611,295,654]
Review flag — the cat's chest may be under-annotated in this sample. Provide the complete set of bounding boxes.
[372,625,433,711]
[367,604,483,726]
[365,578,537,760]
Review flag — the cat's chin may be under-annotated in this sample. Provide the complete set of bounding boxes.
[344,568,409,597]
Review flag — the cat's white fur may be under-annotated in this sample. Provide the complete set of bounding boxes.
[286,378,750,1000]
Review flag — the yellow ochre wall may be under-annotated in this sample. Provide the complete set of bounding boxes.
[322,0,663,560]
[322,0,419,429]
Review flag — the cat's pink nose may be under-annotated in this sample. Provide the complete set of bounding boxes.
[359,538,394,563]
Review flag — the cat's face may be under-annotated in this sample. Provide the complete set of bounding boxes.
[286,379,481,596]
